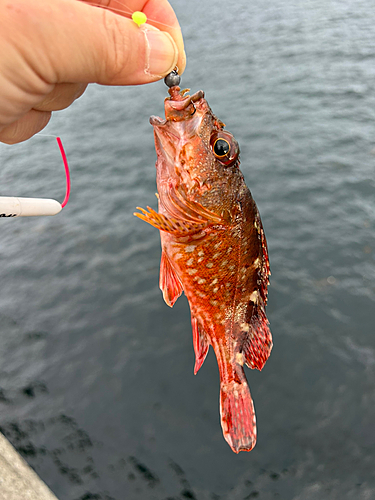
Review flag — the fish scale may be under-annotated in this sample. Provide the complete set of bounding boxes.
[135,83,272,453]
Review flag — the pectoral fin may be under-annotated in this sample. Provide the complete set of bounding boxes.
[159,250,183,307]
[134,206,207,236]
[163,183,225,225]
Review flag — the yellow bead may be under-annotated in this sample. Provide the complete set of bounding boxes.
[132,11,147,27]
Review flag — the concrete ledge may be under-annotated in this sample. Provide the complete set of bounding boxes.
[0,431,58,500]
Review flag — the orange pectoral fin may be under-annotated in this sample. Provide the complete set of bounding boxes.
[159,251,183,307]
[164,184,226,225]
[134,206,207,236]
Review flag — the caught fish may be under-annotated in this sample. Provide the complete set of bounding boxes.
[135,77,272,453]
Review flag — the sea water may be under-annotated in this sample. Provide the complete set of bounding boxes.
[0,0,374,498]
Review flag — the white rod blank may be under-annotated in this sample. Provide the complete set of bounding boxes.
[0,197,62,217]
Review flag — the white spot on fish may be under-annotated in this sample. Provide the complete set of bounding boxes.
[212,278,218,285]
[240,322,250,332]
[206,262,214,268]
[185,245,196,253]
[227,247,232,254]
[254,257,261,267]
[220,260,228,267]
[210,300,219,307]
[198,257,204,263]
[187,269,198,275]
[186,258,194,266]
[250,290,258,303]
[197,278,206,284]
[236,352,245,366]
[213,252,221,259]
[174,253,183,260]
[198,250,204,257]
[213,287,219,293]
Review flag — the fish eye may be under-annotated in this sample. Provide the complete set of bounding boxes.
[210,132,239,166]
[213,138,230,158]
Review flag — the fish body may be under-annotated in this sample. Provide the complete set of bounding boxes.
[135,86,272,453]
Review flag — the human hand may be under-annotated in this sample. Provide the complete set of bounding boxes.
[0,0,186,144]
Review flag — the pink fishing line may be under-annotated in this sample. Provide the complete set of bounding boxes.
[56,137,70,208]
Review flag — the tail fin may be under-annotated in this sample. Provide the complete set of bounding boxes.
[220,380,257,453]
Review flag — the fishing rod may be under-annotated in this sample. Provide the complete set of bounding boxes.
[0,137,70,218]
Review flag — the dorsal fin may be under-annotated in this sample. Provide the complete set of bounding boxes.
[255,210,270,305]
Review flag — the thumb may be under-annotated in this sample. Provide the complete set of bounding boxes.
[5,0,179,87]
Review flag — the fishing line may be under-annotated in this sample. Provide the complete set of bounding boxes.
[0,135,71,217]
[56,137,71,208]
[27,134,71,209]
[80,0,181,31]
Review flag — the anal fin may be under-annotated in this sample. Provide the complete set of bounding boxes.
[191,316,210,374]
[160,251,183,307]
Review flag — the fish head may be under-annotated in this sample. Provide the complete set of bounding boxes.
[150,86,243,216]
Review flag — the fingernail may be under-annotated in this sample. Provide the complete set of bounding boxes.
[144,30,178,77]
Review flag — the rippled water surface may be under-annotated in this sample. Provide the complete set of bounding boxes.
[1,0,375,499]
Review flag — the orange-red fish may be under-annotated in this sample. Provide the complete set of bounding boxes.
[135,85,272,453]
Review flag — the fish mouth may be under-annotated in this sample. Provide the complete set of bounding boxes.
[150,89,205,126]
[149,88,206,169]
[165,89,204,117]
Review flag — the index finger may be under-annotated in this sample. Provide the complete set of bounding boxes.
[82,0,186,74]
